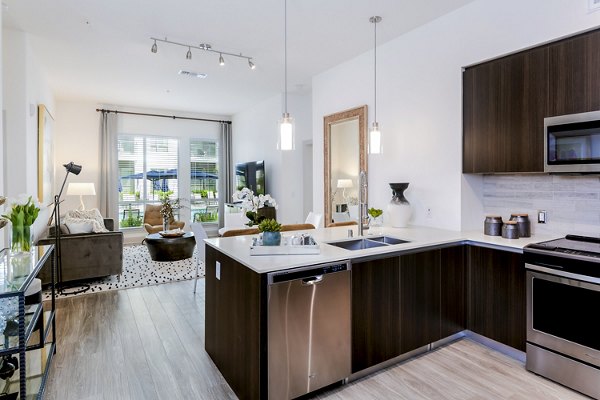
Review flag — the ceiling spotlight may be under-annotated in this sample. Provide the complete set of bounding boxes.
[151,39,158,53]
[219,53,225,66]
[248,59,256,70]
[186,47,192,60]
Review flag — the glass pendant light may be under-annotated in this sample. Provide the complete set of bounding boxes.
[278,0,295,151]
[369,16,383,154]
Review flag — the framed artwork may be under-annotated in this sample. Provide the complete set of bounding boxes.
[37,104,55,206]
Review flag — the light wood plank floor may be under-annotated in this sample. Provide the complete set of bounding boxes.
[45,280,588,400]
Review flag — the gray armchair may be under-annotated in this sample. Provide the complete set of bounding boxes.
[37,218,123,284]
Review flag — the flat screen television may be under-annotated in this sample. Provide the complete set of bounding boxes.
[235,160,266,195]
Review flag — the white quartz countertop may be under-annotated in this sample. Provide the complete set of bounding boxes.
[204,225,560,274]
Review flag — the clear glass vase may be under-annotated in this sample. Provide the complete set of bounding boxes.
[11,222,32,253]
[368,216,383,235]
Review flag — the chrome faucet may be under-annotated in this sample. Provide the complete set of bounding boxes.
[358,170,369,236]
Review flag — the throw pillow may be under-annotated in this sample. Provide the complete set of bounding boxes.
[65,221,95,234]
[64,208,108,233]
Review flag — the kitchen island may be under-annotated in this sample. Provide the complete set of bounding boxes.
[204,225,556,400]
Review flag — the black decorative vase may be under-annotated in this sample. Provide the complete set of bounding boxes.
[387,183,411,227]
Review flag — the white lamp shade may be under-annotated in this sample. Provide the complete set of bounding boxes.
[67,182,96,196]
[337,179,353,189]
[278,114,295,151]
[369,123,382,154]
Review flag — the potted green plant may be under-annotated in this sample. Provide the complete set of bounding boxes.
[258,218,282,246]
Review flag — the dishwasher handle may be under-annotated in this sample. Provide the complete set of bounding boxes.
[302,275,323,285]
[267,260,351,285]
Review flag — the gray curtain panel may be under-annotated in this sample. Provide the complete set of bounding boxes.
[99,111,119,222]
[218,122,233,228]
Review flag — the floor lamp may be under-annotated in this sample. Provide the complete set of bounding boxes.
[52,162,87,295]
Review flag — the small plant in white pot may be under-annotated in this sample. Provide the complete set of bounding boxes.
[258,219,282,246]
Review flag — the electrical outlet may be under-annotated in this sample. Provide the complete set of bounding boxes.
[426,207,432,219]
[537,210,547,224]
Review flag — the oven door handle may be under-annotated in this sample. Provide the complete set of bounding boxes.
[526,263,600,285]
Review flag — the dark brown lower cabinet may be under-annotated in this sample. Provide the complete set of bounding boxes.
[205,246,266,400]
[467,246,526,351]
[441,246,467,338]
[352,247,467,372]
[351,257,401,372]
[399,250,442,353]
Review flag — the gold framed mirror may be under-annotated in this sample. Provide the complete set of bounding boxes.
[324,105,367,227]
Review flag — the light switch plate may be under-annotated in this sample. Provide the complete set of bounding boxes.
[537,210,547,224]
[216,261,221,280]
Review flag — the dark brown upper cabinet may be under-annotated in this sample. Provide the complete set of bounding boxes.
[463,47,548,173]
[548,29,600,117]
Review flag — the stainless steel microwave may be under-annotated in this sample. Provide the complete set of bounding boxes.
[545,110,600,173]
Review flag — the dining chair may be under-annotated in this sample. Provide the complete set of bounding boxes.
[221,227,260,237]
[305,212,323,229]
[190,222,208,293]
[280,223,315,232]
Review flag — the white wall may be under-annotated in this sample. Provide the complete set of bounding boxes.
[53,100,101,211]
[232,92,312,224]
[312,0,600,232]
[2,28,55,201]
[2,27,54,246]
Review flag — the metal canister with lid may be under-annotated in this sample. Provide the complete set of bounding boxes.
[484,215,503,236]
[502,221,520,239]
[510,213,531,238]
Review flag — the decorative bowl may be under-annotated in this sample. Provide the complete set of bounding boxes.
[159,229,185,238]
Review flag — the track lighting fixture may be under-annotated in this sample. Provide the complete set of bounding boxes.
[150,37,255,69]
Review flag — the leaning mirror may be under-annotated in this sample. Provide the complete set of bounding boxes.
[324,105,367,227]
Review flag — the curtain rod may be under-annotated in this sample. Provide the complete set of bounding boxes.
[96,108,232,124]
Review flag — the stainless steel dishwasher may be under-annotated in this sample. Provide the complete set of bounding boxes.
[267,261,351,400]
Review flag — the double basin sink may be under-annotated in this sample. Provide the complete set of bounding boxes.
[327,236,410,251]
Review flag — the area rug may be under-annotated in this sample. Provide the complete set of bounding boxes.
[44,244,205,299]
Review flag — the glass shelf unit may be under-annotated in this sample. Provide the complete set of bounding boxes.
[0,246,56,400]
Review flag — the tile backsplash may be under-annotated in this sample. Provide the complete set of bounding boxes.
[482,174,600,237]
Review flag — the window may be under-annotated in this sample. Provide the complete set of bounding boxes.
[118,135,179,229]
[190,139,219,224]
[118,138,135,154]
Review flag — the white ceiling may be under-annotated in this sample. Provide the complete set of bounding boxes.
[3,0,475,116]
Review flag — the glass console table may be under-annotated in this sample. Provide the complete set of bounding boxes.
[0,245,55,400]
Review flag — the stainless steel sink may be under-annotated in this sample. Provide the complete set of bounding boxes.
[328,238,389,251]
[367,236,411,245]
[327,236,410,251]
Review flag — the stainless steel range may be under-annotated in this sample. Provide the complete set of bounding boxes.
[524,235,600,399]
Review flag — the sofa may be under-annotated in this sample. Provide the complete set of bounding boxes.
[37,218,123,284]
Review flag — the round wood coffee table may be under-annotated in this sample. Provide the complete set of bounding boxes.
[145,232,196,262]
